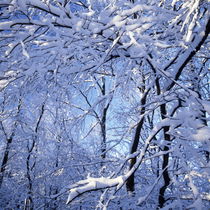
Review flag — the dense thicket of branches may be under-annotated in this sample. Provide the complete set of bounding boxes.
[0,0,209,209]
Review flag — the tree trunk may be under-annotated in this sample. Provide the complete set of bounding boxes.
[126,88,149,193]
[158,125,170,208]
[0,138,12,188]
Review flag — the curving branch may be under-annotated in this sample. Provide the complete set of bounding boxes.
[66,118,173,204]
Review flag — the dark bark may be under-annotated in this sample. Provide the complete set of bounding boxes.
[0,138,12,188]
[25,139,35,210]
[147,57,171,207]
[146,17,210,207]
[126,88,150,193]
[101,77,107,160]
[25,103,45,210]
[126,118,144,193]
[0,98,21,188]
[101,105,108,159]
[166,18,210,91]
[158,120,170,207]
[158,99,183,207]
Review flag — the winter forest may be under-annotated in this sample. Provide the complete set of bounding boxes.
[0,0,209,209]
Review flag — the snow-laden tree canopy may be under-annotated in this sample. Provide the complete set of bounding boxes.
[0,0,209,209]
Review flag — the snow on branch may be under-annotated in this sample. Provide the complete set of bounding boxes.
[0,19,30,30]
[165,17,210,91]
[66,118,172,204]
[27,0,68,18]
[66,176,123,204]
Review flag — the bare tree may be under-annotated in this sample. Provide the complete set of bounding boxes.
[0,0,209,209]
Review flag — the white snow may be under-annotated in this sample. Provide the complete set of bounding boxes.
[20,41,30,59]
[66,176,122,204]
[202,101,210,115]
[0,20,29,30]
[191,127,210,142]
[0,79,10,91]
